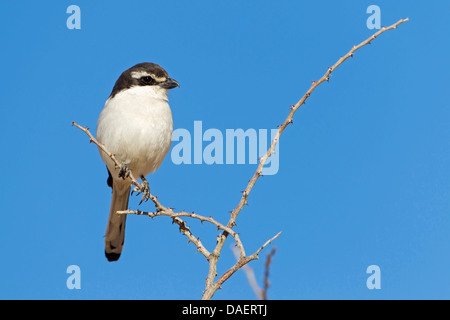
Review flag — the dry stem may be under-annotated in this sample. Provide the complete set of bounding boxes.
[73,17,408,301]
[202,18,408,299]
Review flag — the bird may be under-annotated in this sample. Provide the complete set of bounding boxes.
[96,62,179,262]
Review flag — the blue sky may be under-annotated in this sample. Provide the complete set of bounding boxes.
[1,1,449,300]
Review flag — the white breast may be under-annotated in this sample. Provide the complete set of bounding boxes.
[96,85,173,178]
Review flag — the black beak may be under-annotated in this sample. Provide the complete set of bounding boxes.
[159,78,179,89]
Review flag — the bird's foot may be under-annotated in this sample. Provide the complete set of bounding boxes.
[118,163,131,180]
[132,176,151,204]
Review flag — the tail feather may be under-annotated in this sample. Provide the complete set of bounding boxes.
[105,180,130,262]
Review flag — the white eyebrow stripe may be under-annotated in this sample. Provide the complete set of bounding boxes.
[131,71,151,79]
[130,71,167,82]
[153,75,167,82]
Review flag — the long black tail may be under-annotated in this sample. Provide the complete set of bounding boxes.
[104,178,130,262]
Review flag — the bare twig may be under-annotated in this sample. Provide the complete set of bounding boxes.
[202,232,281,300]
[231,246,263,299]
[72,121,280,298]
[234,245,276,300]
[231,18,410,225]
[72,122,141,189]
[73,17,408,301]
[73,122,212,257]
[117,209,246,257]
[261,247,277,300]
[203,18,409,299]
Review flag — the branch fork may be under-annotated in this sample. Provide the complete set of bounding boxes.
[73,17,408,300]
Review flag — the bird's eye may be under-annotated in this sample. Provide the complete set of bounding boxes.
[142,76,154,83]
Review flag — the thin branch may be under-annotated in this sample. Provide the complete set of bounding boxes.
[231,246,263,299]
[203,18,409,299]
[230,18,410,226]
[233,245,277,300]
[73,121,281,297]
[117,209,246,257]
[202,232,281,300]
[261,246,277,300]
[73,122,172,211]
[73,121,213,258]
[73,17,408,301]
[72,122,141,189]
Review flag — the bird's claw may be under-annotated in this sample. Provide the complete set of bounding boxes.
[118,164,131,180]
[133,177,151,204]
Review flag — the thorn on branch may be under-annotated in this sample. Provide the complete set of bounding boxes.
[178,220,189,231]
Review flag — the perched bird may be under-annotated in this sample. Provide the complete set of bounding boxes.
[96,62,179,261]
